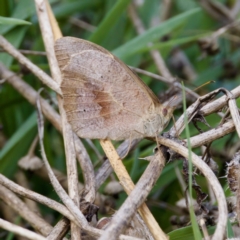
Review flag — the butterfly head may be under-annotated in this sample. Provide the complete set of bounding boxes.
[143,101,176,137]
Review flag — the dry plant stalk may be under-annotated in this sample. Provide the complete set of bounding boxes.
[100,140,167,240]
[0,218,46,240]
[34,1,80,239]
[0,184,53,236]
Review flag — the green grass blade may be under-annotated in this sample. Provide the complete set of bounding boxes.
[0,16,31,25]
[168,225,216,240]
[89,0,131,44]
[182,82,202,239]
[0,0,34,35]
[113,8,201,59]
[226,219,234,238]
[143,33,209,52]
[0,112,37,177]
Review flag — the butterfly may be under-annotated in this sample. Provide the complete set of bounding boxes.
[55,37,174,140]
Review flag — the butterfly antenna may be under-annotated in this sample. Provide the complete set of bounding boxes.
[194,80,215,92]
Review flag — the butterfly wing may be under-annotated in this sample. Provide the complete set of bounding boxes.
[55,37,161,140]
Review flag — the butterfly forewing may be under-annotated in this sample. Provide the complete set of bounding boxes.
[55,37,163,140]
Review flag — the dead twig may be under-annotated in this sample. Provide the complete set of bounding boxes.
[0,218,46,240]
[99,142,167,240]
[46,218,69,240]
[128,3,173,80]
[0,35,61,94]
[0,184,53,236]
[69,17,96,32]
[35,0,82,238]
[190,119,235,148]
[157,136,227,240]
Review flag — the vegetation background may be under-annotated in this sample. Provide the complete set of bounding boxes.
[0,0,240,239]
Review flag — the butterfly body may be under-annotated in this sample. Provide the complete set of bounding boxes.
[55,37,174,140]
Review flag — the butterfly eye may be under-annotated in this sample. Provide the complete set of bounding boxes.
[162,108,168,116]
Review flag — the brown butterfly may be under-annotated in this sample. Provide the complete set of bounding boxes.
[54,37,174,140]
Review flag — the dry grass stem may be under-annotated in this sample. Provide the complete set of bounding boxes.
[128,3,172,80]
[228,98,240,138]
[199,0,232,23]
[100,140,168,240]
[46,218,69,240]
[0,184,53,236]
[95,139,140,189]
[201,85,240,116]
[69,17,96,32]
[160,0,172,21]
[170,88,239,137]
[0,48,47,56]
[0,174,77,223]
[85,139,103,160]
[190,119,235,148]
[0,35,61,94]
[169,49,197,81]
[231,0,240,17]
[73,133,96,202]
[0,218,46,240]
[157,136,227,240]
[36,91,89,229]
[15,170,41,215]
[200,218,210,240]
[35,0,81,238]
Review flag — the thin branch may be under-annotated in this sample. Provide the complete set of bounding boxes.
[0,174,76,223]
[0,48,47,56]
[169,88,240,137]
[0,218,46,240]
[35,1,80,238]
[0,35,61,95]
[100,140,168,240]
[228,98,240,138]
[157,136,227,240]
[198,0,232,23]
[160,0,172,22]
[0,184,53,236]
[231,0,240,18]
[99,140,167,240]
[46,218,69,240]
[190,119,234,148]
[69,17,96,32]
[128,3,173,80]
[15,170,41,216]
